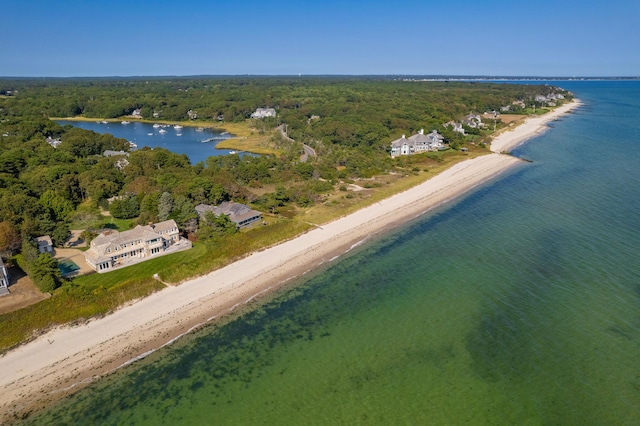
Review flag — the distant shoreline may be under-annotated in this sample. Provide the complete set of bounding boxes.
[0,100,580,423]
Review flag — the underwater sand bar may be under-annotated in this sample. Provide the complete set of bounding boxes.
[0,100,579,423]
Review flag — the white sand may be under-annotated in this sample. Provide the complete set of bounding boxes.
[489,100,580,153]
[0,100,580,422]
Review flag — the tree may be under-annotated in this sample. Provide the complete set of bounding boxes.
[197,211,237,241]
[171,195,197,230]
[32,254,61,293]
[157,192,173,221]
[0,221,21,257]
[15,240,61,293]
[40,190,74,221]
[109,195,140,219]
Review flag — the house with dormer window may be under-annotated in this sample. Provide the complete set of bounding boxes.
[84,219,189,272]
[390,129,445,158]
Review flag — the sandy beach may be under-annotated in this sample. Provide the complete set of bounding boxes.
[0,100,580,423]
[489,101,580,153]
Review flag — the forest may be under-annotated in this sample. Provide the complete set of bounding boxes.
[0,77,571,349]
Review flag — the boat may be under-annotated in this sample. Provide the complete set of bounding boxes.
[121,121,130,124]
[195,127,204,132]
[129,141,138,148]
[101,120,108,124]
[147,133,153,136]
[152,123,160,128]
[176,133,182,136]
[173,125,183,130]
[159,129,167,134]
[228,151,237,154]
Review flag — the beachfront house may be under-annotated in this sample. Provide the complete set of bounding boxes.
[83,219,190,272]
[251,108,276,119]
[34,235,54,254]
[390,129,445,158]
[195,202,262,228]
[463,113,483,129]
[0,258,9,296]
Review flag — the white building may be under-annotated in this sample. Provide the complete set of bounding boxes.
[251,108,276,119]
[84,220,190,272]
[390,129,445,158]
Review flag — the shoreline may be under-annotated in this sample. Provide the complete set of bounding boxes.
[489,100,581,153]
[0,100,580,423]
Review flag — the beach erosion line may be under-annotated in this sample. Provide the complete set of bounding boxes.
[0,99,580,424]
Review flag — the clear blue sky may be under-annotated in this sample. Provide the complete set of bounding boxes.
[1,0,638,77]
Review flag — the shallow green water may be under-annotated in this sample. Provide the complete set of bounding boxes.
[29,82,640,425]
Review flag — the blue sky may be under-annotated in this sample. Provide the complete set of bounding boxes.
[1,0,638,77]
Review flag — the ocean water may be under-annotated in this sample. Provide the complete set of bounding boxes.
[55,120,235,164]
[32,82,640,425]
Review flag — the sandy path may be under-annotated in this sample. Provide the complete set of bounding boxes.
[0,100,580,423]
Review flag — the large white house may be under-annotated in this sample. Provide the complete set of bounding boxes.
[84,219,190,272]
[251,107,276,119]
[390,129,445,158]
[0,258,9,296]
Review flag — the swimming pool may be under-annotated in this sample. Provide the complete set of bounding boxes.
[58,259,80,276]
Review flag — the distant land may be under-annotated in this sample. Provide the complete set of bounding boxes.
[0,75,638,81]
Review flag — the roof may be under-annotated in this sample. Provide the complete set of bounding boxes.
[151,219,178,234]
[390,135,409,148]
[392,130,443,148]
[104,150,129,157]
[84,222,177,264]
[196,202,262,225]
[34,235,53,248]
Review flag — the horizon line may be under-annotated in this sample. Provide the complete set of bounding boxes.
[0,74,639,80]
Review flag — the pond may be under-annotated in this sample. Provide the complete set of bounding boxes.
[56,120,237,164]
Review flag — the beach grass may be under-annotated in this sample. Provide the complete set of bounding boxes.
[0,219,312,353]
[0,278,165,352]
[302,150,486,225]
[209,121,280,155]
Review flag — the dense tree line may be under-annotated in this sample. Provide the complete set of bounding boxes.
[0,77,571,273]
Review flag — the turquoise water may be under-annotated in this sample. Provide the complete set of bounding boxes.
[32,82,640,425]
[55,120,234,164]
[57,259,79,276]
